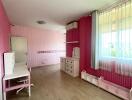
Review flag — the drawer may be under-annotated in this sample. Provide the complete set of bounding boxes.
[65,64,69,69]
[66,59,74,65]
[81,72,87,80]
[99,81,109,90]
[69,60,74,64]
[68,65,73,70]
[117,89,129,99]
[108,85,118,95]
[66,59,69,63]
[86,75,92,82]
[65,65,69,69]
[68,70,73,75]
[92,78,98,86]
[65,68,69,73]
[66,64,73,69]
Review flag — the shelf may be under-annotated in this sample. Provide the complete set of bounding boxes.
[65,41,79,44]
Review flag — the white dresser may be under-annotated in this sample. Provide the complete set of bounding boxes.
[60,57,79,77]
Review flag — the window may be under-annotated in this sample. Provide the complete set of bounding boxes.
[96,1,132,76]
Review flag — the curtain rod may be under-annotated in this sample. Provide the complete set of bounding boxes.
[98,0,130,13]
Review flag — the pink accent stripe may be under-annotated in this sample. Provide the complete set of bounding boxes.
[38,50,65,54]
[5,84,30,92]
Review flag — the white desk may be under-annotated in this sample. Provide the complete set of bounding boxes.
[3,64,31,100]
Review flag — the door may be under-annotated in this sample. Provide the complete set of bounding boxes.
[11,36,27,65]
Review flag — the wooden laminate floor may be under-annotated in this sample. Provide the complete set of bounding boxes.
[8,64,121,100]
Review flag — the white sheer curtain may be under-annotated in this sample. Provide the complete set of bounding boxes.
[96,1,132,76]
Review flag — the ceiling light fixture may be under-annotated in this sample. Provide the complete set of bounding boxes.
[37,20,46,24]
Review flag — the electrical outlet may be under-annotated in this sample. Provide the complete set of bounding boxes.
[41,61,45,64]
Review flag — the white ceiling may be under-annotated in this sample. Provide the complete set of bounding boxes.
[2,0,119,32]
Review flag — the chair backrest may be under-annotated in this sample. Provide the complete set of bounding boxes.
[4,52,15,75]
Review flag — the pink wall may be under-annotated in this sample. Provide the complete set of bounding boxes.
[11,25,66,68]
[0,0,10,76]
[0,0,10,99]
[79,16,92,72]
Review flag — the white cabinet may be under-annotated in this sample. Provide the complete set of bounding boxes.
[60,57,79,77]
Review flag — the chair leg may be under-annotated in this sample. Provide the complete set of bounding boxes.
[28,75,31,97]
[3,80,6,100]
[16,76,32,96]
[3,91,6,100]
[16,79,27,94]
[16,87,24,94]
[31,83,34,87]
[130,88,132,100]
